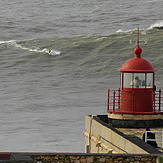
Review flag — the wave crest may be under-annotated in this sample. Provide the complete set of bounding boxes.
[148,20,163,29]
[0,40,61,56]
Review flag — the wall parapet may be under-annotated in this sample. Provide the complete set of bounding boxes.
[0,152,162,162]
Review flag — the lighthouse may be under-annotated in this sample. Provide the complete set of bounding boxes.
[107,29,163,128]
[119,45,156,113]
[84,29,163,154]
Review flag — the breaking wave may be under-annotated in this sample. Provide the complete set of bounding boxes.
[0,40,61,56]
[148,20,163,29]
[116,20,163,34]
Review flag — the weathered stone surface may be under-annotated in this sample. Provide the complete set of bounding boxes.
[1,152,160,162]
[31,154,159,163]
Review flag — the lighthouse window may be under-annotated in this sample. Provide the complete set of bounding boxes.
[123,73,132,88]
[123,73,148,88]
[146,73,153,88]
[132,73,145,88]
[123,72,153,88]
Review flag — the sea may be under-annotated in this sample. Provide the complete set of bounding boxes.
[0,0,163,152]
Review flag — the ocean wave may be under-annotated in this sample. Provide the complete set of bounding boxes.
[148,20,163,30]
[0,40,16,44]
[116,21,163,34]
[116,28,137,33]
[0,40,61,56]
[116,28,149,36]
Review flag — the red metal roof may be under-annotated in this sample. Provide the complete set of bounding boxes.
[118,57,157,72]
[118,46,157,72]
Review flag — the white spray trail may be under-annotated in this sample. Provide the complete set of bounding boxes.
[0,40,61,56]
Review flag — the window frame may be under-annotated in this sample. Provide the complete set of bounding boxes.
[121,72,154,89]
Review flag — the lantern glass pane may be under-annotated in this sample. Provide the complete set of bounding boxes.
[147,73,153,88]
[123,73,132,88]
[132,73,145,88]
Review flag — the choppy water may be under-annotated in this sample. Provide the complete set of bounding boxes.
[0,0,163,152]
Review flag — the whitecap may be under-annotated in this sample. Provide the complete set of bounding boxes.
[0,40,16,44]
[47,49,61,56]
[116,28,137,33]
[148,20,163,29]
[0,40,61,56]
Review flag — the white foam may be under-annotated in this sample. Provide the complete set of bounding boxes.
[116,28,138,34]
[116,29,124,33]
[0,40,16,44]
[148,20,163,29]
[0,40,61,56]
[48,49,61,56]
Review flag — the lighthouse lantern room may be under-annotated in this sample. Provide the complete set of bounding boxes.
[107,29,163,127]
[118,44,156,113]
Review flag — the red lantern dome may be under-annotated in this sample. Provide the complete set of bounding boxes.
[119,46,157,73]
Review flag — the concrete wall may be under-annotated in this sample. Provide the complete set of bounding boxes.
[84,115,160,154]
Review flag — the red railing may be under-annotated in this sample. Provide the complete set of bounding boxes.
[153,89,162,112]
[107,89,163,114]
[107,89,121,112]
